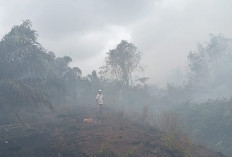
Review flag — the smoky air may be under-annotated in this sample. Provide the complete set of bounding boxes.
[0,1,231,157]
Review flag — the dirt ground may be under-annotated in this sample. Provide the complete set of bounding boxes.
[0,105,227,157]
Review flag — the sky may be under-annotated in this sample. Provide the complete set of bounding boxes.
[0,0,232,86]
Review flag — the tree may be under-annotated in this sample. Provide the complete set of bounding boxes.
[0,20,55,111]
[187,34,231,85]
[0,20,82,111]
[101,40,142,87]
[186,34,232,98]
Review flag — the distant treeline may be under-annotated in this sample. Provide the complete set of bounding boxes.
[0,20,150,113]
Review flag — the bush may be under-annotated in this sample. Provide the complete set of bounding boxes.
[97,141,116,157]
[161,134,193,157]
[152,111,193,157]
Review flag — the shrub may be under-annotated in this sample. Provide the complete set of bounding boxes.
[97,141,116,157]
[161,134,193,157]
[152,111,193,157]
[124,147,136,157]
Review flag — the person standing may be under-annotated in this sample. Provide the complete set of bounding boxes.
[96,90,104,114]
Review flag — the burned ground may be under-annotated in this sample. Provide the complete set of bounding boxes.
[0,105,227,157]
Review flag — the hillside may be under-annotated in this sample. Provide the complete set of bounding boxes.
[0,105,227,157]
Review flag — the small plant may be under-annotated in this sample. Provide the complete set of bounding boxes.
[161,134,193,157]
[151,111,183,135]
[124,147,136,157]
[152,111,193,157]
[97,141,116,157]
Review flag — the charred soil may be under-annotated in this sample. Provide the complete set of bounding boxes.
[0,105,227,157]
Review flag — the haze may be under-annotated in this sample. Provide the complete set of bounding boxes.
[1,0,231,86]
[2,1,232,156]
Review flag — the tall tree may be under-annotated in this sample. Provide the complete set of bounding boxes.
[0,20,82,111]
[0,20,54,110]
[185,34,232,98]
[188,35,232,84]
[101,40,142,87]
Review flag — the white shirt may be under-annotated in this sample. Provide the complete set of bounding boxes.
[96,94,103,104]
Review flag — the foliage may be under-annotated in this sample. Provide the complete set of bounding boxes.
[157,35,232,108]
[187,34,232,98]
[188,34,231,83]
[151,111,193,157]
[97,141,116,157]
[150,34,232,156]
[161,134,193,157]
[178,98,232,156]
[0,20,52,110]
[151,111,183,135]
[124,147,136,157]
[0,20,82,111]
[100,40,143,87]
[0,79,53,110]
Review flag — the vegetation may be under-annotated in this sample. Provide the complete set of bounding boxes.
[0,20,82,112]
[97,141,116,157]
[161,134,193,157]
[151,111,194,157]
[99,40,145,88]
[0,20,231,157]
[157,35,232,156]
[178,99,232,156]
[123,147,136,157]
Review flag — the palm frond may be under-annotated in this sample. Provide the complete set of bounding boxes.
[0,80,54,111]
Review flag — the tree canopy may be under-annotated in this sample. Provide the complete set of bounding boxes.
[0,20,82,111]
[100,40,143,87]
